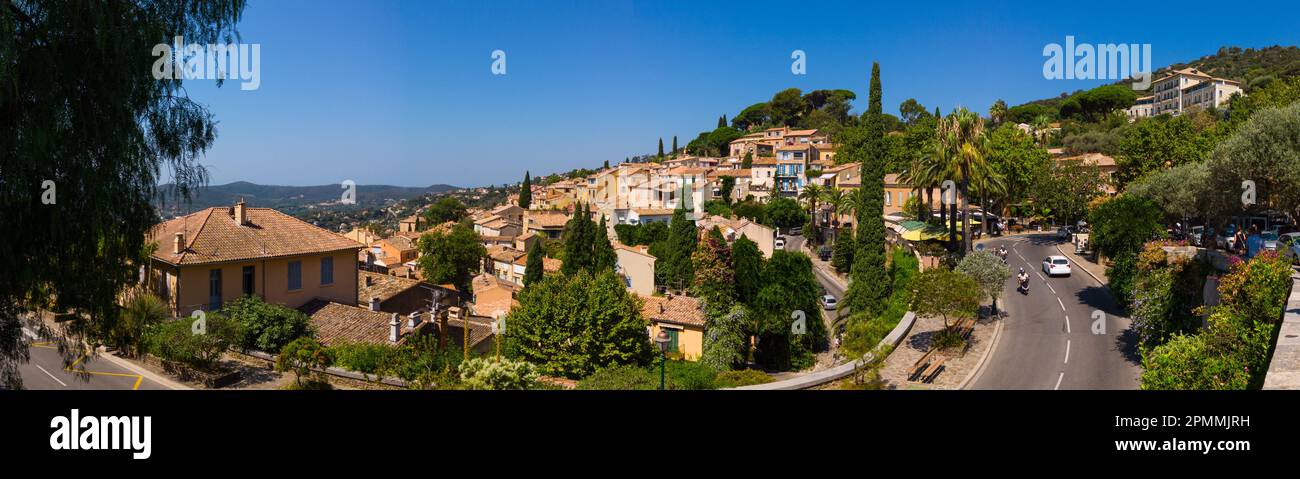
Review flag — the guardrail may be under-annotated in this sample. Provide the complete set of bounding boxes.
[726,311,916,390]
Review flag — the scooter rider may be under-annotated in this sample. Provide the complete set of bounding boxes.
[1017,268,1029,292]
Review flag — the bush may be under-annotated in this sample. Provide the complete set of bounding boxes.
[713,369,774,388]
[459,357,541,390]
[113,293,170,357]
[222,295,314,353]
[665,360,717,390]
[326,334,465,388]
[142,313,241,371]
[328,341,400,375]
[577,364,657,390]
[276,337,331,387]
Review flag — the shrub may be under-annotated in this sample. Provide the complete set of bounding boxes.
[577,364,657,390]
[113,293,170,357]
[328,341,400,375]
[665,360,717,390]
[222,295,314,353]
[143,313,240,371]
[459,357,541,390]
[276,337,331,387]
[713,369,773,388]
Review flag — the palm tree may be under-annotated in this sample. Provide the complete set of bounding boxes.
[822,187,847,230]
[936,108,990,253]
[117,292,170,357]
[798,183,825,227]
[989,99,1007,126]
[1031,114,1053,147]
[898,147,941,223]
[970,163,1007,238]
[840,188,867,230]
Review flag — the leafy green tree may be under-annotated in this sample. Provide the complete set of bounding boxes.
[765,197,806,230]
[276,337,331,388]
[1125,162,1211,223]
[742,151,753,169]
[505,270,653,379]
[751,251,824,370]
[562,203,597,275]
[956,250,1012,314]
[832,227,855,274]
[769,88,805,127]
[672,135,678,154]
[418,222,488,292]
[0,0,247,388]
[911,268,981,331]
[524,242,545,286]
[1089,195,1165,262]
[732,236,764,305]
[459,357,541,390]
[899,98,929,125]
[701,305,749,372]
[658,137,664,160]
[1115,115,1218,188]
[733,103,771,131]
[1034,158,1106,225]
[223,295,314,353]
[424,197,468,225]
[986,124,1051,214]
[691,229,735,316]
[989,99,1008,125]
[1206,102,1300,220]
[842,62,889,316]
[519,171,532,209]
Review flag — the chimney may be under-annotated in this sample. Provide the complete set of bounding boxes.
[389,313,400,343]
[234,200,248,226]
[173,232,184,254]
[408,311,421,328]
[369,297,381,312]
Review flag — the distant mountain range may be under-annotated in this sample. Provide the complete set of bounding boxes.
[155,181,460,217]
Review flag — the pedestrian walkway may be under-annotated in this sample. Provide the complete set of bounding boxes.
[1056,243,1108,284]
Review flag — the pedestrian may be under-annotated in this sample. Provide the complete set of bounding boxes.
[1246,224,1263,259]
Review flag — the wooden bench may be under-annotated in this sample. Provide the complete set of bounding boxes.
[907,349,937,381]
[919,357,946,384]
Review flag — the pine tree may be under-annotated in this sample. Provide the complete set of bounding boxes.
[832,227,855,274]
[844,62,889,316]
[519,171,532,209]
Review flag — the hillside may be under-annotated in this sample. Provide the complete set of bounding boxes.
[1017,45,1300,110]
[155,181,460,217]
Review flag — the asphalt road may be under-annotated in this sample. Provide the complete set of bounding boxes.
[784,234,845,332]
[14,329,169,390]
[969,234,1141,390]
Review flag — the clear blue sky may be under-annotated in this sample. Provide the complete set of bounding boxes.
[183,0,1300,188]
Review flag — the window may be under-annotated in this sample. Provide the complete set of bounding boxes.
[884,191,891,205]
[320,256,334,285]
[242,265,255,296]
[208,269,222,311]
[288,260,302,291]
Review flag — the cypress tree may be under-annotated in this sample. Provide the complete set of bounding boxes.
[519,171,532,209]
[658,138,664,160]
[844,62,889,316]
[664,206,698,292]
[672,136,678,154]
[594,215,617,272]
[832,227,855,274]
[717,115,726,128]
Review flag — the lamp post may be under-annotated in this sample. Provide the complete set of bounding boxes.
[654,330,670,390]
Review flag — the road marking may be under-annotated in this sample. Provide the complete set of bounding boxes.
[1064,340,1071,364]
[1057,297,1066,311]
[36,365,68,387]
[1045,281,1057,295]
[1054,372,1064,390]
[1036,271,1046,282]
[1064,315,1071,334]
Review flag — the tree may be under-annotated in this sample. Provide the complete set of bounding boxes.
[911,268,981,331]
[899,98,928,125]
[936,108,992,253]
[660,207,699,291]
[842,62,889,316]
[1126,162,1211,224]
[0,0,247,388]
[593,215,617,273]
[418,222,487,292]
[658,137,665,160]
[720,176,736,204]
[672,135,678,154]
[832,227,855,274]
[1089,194,1165,261]
[765,197,806,230]
[989,99,1008,126]
[1034,159,1106,225]
[277,337,331,388]
[519,171,533,209]
[956,251,1012,315]
[1116,115,1217,188]
[1205,102,1300,221]
[701,305,749,372]
[986,124,1050,216]
[732,236,764,305]
[733,103,771,131]
[505,270,653,379]
[524,242,545,286]
[770,88,805,127]
[691,229,735,318]
[424,197,468,225]
[113,293,170,358]
[223,295,313,353]
[798,184,825,227]
[751,251,824,370]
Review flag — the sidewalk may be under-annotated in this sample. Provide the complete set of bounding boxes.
[1056,243,1108,284]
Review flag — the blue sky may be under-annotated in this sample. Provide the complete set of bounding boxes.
[183,0,1300,188]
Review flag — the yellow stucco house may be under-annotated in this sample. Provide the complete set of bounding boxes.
[640,294,706,361]
[145,201,364,316]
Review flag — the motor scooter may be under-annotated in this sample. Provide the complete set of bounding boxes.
[1017,275,1030,294]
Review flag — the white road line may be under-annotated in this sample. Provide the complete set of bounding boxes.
[1054,372,1064,390]
[1064,340,1071,364]
[1015,250,1026,262]
[1057,297,1066,311]
[1064,315,1071,334]
[36,365,67,387]
[1045,281,1057,295]
[1036,271,1046,282]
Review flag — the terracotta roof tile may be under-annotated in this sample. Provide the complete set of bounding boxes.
[299,299,414,347]
[150,206,363,266]
[639,294,705,328]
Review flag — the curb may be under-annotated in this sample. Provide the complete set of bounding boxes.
[958,312,1004,390]
[94,347,193,390]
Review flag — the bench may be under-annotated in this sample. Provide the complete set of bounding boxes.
[919,357,946,384]
[908,349,937,381]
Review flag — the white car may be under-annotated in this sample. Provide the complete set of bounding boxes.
[1280,233,1300,264]
[821,295,838,310]
[1042,255,1071,276]
[775,237,786,250]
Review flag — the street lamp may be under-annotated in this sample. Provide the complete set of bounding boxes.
[654,330,671,391]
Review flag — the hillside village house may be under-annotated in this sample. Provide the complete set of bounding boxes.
[614,243,656,296]
[1148,67,1244,117]
[641,294,706,361]
[1054,152,1119,195]
[775,144,814,195]
[145,201,363,316]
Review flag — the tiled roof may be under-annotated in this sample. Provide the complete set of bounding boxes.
[150,206,363,266]
[634,208,675,216]
[527,211,570,229]
[358,270,423,304]
[709,169,751,178]
[487,245,527,263]
[751,157,778,166]
[299,299,414,347]
[381,234,417,252]
[639,294,705,328]
[447,316,495,349]
[1057,152,1117,167]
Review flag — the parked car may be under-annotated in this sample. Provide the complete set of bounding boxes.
[821,294,838,310]
[775,236,786,250]
[1280,233,1300,264]
[818,246,832,261]
[1042,255,1072,276]
[1262,229,1281,252]
[1188,225,1213,247]
[1056,226,1073,240]
[1216,224,1238,250]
